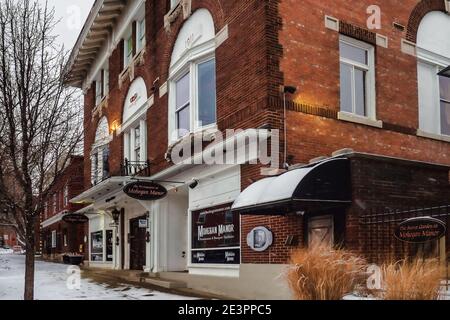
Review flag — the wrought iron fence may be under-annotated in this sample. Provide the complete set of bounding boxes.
[121,159,151,177]
[360,205,450,288]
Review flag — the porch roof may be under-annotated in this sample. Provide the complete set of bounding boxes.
[70,177,130,205]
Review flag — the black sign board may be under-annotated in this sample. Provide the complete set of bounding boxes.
[123,181,167,201]
[62,214,89,224]
[394,217,446,243]
[191,249,240,264]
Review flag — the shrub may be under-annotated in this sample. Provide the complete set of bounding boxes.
[377,258,444,300]
[287,246,367,300]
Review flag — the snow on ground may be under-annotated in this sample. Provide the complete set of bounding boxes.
[0,249,14,255]
[0,254,198,300]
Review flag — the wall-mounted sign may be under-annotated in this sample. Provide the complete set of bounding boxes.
[62,214,89,224]
[123,181,167,201]
[247,227,273,252]
[139,219,148,228]
[191,204,240,265]
[394,217,446,243]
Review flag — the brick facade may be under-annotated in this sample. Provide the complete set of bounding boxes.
[40,156,87,260]
[77,1,450,265]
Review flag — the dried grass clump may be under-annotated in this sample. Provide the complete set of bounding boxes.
[378,258,444,300]
[287,246,367,300]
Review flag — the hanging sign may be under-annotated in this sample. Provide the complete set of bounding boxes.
[394,217,446,243]
[62,214,89,224]
[123,181,168,201]
[247,227,273,252]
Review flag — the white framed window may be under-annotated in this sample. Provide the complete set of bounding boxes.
[137,19,146,53]
[417,11,450,139]
[440,74,450,135]
[63,233,68,247]
[51,230,57,248]
[124,33,133,69]
[91,117,111,186]
[170,0,180,9]
[124,122,147,163]
[168,9,217,144]
[339,35,376,119]
[95,68,109,106]
[63,184,69,207]
[53,193,57,214]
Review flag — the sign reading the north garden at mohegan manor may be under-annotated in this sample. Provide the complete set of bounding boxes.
[394,217,446,243]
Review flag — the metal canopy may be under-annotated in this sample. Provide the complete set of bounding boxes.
[231,158,352,215]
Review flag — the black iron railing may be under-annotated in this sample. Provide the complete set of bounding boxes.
[121,159,151,177]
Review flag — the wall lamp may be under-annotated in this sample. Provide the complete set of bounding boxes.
[189,179,199,189]
[111,208,121,224]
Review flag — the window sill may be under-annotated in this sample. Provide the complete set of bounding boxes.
[417,130,450,143]
[168,125,219,149]
[338,112,383,128]
[92,95,109,118]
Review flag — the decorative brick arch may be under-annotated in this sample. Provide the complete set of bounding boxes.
[160,0,225,80]
[406,0,447,43]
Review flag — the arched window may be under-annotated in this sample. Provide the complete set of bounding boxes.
[417,12,450,138]
[168,8,217,143]
[121,77,148,164]
[91,116,111,186]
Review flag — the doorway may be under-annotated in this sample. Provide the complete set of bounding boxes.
[129,215,147,270]
[308,215,334,248]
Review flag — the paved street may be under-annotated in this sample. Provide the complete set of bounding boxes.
[0,254,197,300]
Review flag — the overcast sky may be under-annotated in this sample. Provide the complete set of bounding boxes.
[40,0,95,50]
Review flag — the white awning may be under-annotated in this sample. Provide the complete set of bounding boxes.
[70,177,130,205]
[231,158,352,215]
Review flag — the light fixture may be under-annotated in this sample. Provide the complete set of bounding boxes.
[438,66,450,78]
[111,208,120,224]
[189,179,199,189]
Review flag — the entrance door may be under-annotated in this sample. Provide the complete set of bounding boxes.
[129,216,147,270]
[308,215,334,249]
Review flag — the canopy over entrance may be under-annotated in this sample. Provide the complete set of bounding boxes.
[231,158,352,215]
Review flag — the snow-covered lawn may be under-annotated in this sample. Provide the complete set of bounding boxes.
[0,254,198,300]
[0,248,13,255]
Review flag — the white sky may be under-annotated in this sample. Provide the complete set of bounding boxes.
[40,0,96,50]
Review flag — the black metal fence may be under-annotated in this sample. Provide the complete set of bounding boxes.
[120,159,151,177]
[360,205,450,284]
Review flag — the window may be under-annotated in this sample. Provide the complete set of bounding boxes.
[95,68,109,106]
[91,231,103,262]
[137,19,145,52]
[134,126,141,162]
[175,73,191,137]
[124,34,133,68]
[53,194,57,214]
[91,117,111,186]
[169,9,217,143]
[417,12,450,138]
[170,0,179,9]
[44,202,48,220]
[439,74,450,135]
[339,35,375,118]
[63,184,69,207]
[51,230,57,248]
[63,230,68,247]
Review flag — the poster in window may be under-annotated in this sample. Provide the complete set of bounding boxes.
[106,230,113,262]
[91,231,103,262]
[191,203,240,265]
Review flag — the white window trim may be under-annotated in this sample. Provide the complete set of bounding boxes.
[168,48,217,145]
[136,18,146,53]
[123,119,147,163]
[417,48,450,139]
[339,35,377,123]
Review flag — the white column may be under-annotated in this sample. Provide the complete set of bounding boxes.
[124,132,130,161]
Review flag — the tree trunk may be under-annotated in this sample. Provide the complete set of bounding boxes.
[24,217,35,300]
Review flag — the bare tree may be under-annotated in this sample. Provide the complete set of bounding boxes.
[0,0,83,300]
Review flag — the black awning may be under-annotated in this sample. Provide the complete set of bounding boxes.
[231,158,351,215]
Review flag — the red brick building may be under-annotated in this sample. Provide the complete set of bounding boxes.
[0,225,20,248]
[40,156,87,261]
[65,0,450,298]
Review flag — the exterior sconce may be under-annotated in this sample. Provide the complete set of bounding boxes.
[111,208,120,224]
[110,120,120,133]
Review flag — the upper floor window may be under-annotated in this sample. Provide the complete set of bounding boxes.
[339,35,376,119]
[124,33,133,69]
[121,77,148,166]
[53,193,57,214]
[168,9,217,143]
[137,18,146,53]
[63,184,69,207]
[95,68,109,106]
[44,202,48,220]
[91,117,111,186]
[170,0,180,9]
[417,12,450,138]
